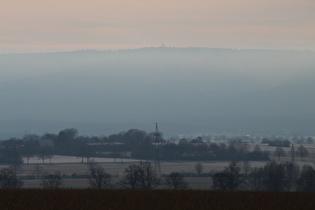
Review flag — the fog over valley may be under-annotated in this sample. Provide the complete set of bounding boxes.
[1,48,315,138]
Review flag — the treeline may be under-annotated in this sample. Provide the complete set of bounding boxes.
[158,139,269,161]
[2,159,315,192]
[261,137,314,147]
[0,128,273,164]
[0,160,187,190]
[213,160,315,192]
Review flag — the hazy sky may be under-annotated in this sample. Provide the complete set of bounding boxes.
[1,0,315,53]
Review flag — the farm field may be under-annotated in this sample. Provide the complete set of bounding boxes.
[1,159,268,189]
[5,158,311,189]
[1,143,315,189]
[3,160,228,189]
[1,189,315,210]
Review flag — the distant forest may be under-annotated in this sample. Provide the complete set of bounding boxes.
[0,128,313,164]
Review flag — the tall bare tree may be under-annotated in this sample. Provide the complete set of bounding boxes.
[248,167,264,191]
[165,172,188,190]
[87,161,112,189]
[212,161,244,191]
[284,161,300,191]
[0,168,23,189]
[33,165,43,179]
[242,160,251,175]
[121,162,160,189]
[263,160,288,191]
[40,174,63,189]
[297,165,315,192]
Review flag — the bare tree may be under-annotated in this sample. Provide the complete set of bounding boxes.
[248,167,264,191]
[9,162,23,175]
[77,142,91,163]
[33,165,43,179]
[40,174,63,189]
[263,160,288,191]
[284,161,300,191]
[274,146,285,161]
[242,160,251,175]
[87,161,112,189]
[194,162,204,176]
[212,161,244,191]
[121,162,160,189]
[212,172,229,190]
[297,165,315,192]
[297,145,309,161]
[0,168,23,189]
[121,164,140,189]
[21,139,39,165]
[37,147,53,164]
[165,172,188,190]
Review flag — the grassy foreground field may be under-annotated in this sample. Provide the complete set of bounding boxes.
[0,189,315,210]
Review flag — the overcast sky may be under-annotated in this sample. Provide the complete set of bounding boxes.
[1,0,315,53]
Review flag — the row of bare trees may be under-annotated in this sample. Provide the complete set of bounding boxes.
[0,161,188,190]
[35,160,315,191]
[1,159,313,191]
[212,161,315,192]
[87,161,188,190]
[0,166,64,189]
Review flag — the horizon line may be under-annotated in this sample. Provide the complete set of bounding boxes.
[1,46,314,55]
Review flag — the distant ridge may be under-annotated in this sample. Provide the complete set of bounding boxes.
[1,46,314,56]
[1,47,315,136]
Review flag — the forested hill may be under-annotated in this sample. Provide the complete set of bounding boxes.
[0,48,315,137]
